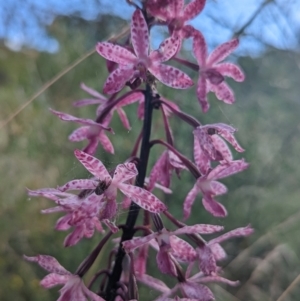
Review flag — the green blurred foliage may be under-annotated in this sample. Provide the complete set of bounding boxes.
[1,12,300,301]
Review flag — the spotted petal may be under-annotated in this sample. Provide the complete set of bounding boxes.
[103,66,135,94]
[131,10,149,58]
[149,64,193,89]
[23,255,70,275]
[183,0,206,21]
[207,39,239,66]
[74,149,111,180]
[96,42,136,64]
[118,183,167,213]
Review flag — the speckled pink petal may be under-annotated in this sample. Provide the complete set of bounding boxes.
[137,274,170,294]
[103,219,119,233]
[193,132,210,175]
[149,64,193,89]
[183,183,201,220]
[73,98,103,107]
[118,91,144,107]
[50,109,111,131]
[92,217,104,233]
[40,273,69,288]
[211,135,232,161]
[208,225,254,245]
[147,0,173,21]
[103,66,135,94]
[209,243,227,261]
[208,159,249,181]
[74,149,111,180]
[193,127,216,160]
[84,221,95,238]
[170,236,197,262]
[157,249,177,276]
[23,255,71,275]
[214,62,245,82]
[41,206,65,214]
[131,10,149,59]
[207,39,239,66]
[122,234,157,252]
[148,151,170,191]
[80,82,107,100]
[192,30,207,67]
[135,244,149,275]
[99,131,114,154]
[58,179,97,192]
[113,163,138,183]
[173,224,224,235]
[209,81,234,104]
[168,151,186,170]
[84,138,99,155]
[202,195,227,217]
[118,183,167,213]
[69,126,89,142]
[183,0,206,20]
[27,189,62,202]
[115,107,131,130]
[210,181,227,195]
[181,282,214,300]
[196,245,217,275]
[170,0,184,16]
[64,224,85,247]
[96,42,136,64]
[99,198,118,220]
[150,35,180,63]
[209,123,244,152]
[55,215,72,231]
[196,76,209,112]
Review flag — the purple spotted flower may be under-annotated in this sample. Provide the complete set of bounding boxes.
[96,9,193,94]
[147,0,206,39]
[24,255,105,301]
[184,159,249,219]
[27,187,107,246]
[193,31,245,112]
[193,123,244,175]
[123,224,223,276]
[59,149,167,214]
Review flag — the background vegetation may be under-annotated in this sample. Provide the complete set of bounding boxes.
[1,3,300,301]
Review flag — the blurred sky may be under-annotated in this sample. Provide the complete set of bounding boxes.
[0,0,299,55]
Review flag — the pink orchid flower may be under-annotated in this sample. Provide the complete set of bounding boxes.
[184,159,249,219]
[123,224,223,276]
[193,31,245,112]
[147,0,206,39]
[193,123,244,175]
[96,9,193,94]
[74,83,145,131]
[28,188,106,246]
[59,149,167,214]
[138,270,239,301]
[50,108,114,155]
[24,255,105,301]
[148,150,187,191]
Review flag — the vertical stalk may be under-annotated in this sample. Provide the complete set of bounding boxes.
[104,83,154,300]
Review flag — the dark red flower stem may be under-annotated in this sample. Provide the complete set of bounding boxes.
[104,83,154,301]
[154,98,201,128]
[150,139,201,178]
[75,230,113,277]
[172,56,199,72]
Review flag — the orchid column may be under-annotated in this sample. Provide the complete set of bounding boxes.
[25,1,253,301]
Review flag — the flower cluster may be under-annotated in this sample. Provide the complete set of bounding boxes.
[25,1,251,301]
